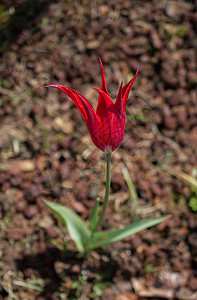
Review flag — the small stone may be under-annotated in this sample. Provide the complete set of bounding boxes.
[122,134,135,150]
[40,216,54,228]
[51,186,61,198]
[75,40,85,52]
[75,180,88,201]
[15,199,27,212]
[45,226,59,238]
[130,235,142,249]
[122,264,137,277]
[150,30,163,49]
[0,173,10,184]
[10,176,22,187]
[24,185,41,203]
[157,220,168,231]
[89,185,98,199]
[7,227,24,240]
[59,136,71,149]
[72,201,86,214]
[24,268,38,278]
[115,292,138,300]
[54,262,70,279]
[150,182,162,196]
[111,173,125,192]
[172,105,187,124]
[102,292,115,300]
[188,217,196,230]
[138,179,149,192]
[33,86,46,98]
[164,116,178,129]
[86,40,100,49]
[99,5,108,15]
[17,160,35,172]
[154,112,162,125]
[162,104,171,117]
[188,277,197,291]
[24,205,38,218]
[71,264,80,273]
[53,117,73,134]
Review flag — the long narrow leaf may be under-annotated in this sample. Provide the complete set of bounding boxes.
[89,199,99,231]
[89,217,167,249]
[122,167,139,208]
[175,171,197,192]
[44,201,91,254]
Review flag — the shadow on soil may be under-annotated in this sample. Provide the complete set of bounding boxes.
[0,0,57,55]
[15,246,119,298]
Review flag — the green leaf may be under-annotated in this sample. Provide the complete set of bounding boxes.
[93,284,103,296]
[44,201,91,254]
[122,167,139,208]
[89,217,167,249]
[189,196,197,211]
[89,199,99,231]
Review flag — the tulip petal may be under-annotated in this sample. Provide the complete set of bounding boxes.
[94,88,114,117]
[47,84,105,151]
[47,84,87,120]
[96,58,111,117]
[99,57,109,96]
[94,88,115,149]
[112,82,126,151]
[111,113,126,151]
[114,82,123,115]
[122,69,139,108]
[95,87,126,152]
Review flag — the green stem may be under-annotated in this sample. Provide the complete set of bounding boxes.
[94,153,111,231]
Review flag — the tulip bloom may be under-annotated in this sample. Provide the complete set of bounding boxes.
[47,59,138,153]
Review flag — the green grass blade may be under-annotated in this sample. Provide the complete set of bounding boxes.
[13,280,44,292]
[122,167,139,209]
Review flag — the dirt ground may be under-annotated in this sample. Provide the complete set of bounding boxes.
[0,0,197,299]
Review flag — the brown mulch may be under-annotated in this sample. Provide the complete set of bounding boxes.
[0,0,197,299]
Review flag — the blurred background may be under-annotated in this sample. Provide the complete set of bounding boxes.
[0,0,197,299]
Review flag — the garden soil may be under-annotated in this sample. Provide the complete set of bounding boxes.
[0,0,197,299]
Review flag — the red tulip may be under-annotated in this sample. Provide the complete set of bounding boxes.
[47,58,138,153]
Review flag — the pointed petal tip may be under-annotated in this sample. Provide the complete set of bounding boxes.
[98,57,104,72]
[93,87,110,98]
[136,68,139,74]
[128,68,139,85]
[46,84,61,88]
[132,68,139,84]
[98,56,102,66]
[114,81,123,108]
[134,68,139,78]
[98,57,107,73]
[98,57,109,97]
[120,81,123,94]
[117,81,123,96]
[93,87,108,96]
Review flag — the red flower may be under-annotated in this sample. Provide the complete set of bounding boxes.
[47,58,138,153]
